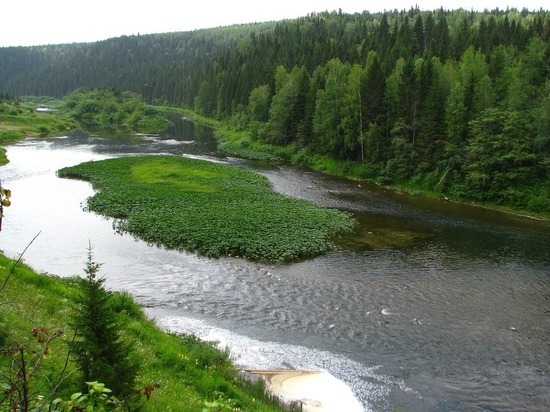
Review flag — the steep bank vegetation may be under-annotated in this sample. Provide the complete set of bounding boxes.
[58,155,356,262]
[1,8,548,213]
[0,252,280,411]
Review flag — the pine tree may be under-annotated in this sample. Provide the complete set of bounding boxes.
[417,57,447,173]
[265,65,306,145]
[397,58,422,145]
[376,13,391,66]
[342,64,364,161]
[412,15,425,57]
[463,108,536,205]
[72,245,139,398]
[362,52,388,164]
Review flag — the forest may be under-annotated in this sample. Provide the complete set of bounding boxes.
[0,7,549,213]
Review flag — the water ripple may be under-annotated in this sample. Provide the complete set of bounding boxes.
[155,314,419,412]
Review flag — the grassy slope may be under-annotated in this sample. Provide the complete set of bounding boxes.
[0,253,280,411]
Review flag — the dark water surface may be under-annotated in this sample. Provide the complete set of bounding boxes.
[0,122,548,411]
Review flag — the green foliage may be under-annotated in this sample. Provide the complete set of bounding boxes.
[0,99,75,164]
[248,84,271,122]
[0,129,26,144]
[312,59,349,158]
[62,88,171,133]
[0,250,80,412]
[455,108,539,208]
[58,156,356,262]
[72,246,139,398]
[0,326,65,412]
[109,291,145,320]
[264,66,310,146]
[53,381,123,411]
[218,140,288,162]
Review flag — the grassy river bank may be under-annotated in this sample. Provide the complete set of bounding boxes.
[0,252,282,411]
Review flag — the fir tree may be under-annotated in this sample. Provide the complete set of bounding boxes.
[72,245,139,398]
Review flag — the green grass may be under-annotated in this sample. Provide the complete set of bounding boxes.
[58,155,356,262]
[0,110,74,137]
[0,101,76,165]
[0,253,281,411]
[172,108,293,162]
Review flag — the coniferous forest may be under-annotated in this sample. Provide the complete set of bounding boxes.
[1,8,549,213]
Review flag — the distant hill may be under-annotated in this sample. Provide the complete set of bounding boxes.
[1,9,546,109]
[0,22,275,104]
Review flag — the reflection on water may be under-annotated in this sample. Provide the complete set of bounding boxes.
[49,117,217,156]
[0,120,549,411]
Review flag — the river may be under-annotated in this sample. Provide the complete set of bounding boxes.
[0,120,548,411]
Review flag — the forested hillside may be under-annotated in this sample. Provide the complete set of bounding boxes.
[0,23,275,104]
[1,8,549,212]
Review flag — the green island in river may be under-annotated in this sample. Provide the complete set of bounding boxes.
[58,155,356,263]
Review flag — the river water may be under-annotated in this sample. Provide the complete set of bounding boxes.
[0,120,548,411]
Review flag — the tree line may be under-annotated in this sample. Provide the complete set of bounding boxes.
[0,7,548,212]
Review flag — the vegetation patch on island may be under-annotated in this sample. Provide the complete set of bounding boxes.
[58,156,356,262]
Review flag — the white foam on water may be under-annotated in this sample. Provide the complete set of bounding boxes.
[157,315,409,412]
[159,139,194,145]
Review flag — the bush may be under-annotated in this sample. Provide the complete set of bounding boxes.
[110,291,145,320]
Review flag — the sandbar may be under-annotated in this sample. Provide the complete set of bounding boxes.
[244,369,364,411]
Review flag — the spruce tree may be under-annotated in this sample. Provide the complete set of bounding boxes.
[72,245,139,398]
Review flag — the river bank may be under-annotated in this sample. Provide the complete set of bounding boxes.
[175,108,549,222]
[0,252,281,411]
[0,237,366,411]
[2,102,547,221]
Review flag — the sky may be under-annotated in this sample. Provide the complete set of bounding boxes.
[1,0,547,47]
